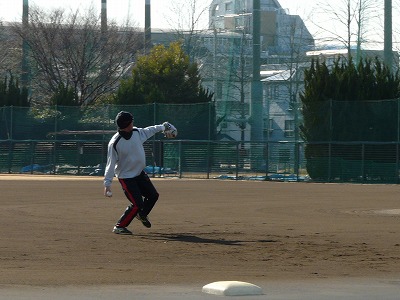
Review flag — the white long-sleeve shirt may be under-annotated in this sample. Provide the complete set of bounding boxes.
[103,125,165,187]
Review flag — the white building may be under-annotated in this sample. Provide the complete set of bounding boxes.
[208,0,314,56]
[197,0,314,142]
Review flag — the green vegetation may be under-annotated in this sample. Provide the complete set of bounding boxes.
[0,73,29,107]
[50,84,79,106]
[114,42,213,105]
[300,58,400,181]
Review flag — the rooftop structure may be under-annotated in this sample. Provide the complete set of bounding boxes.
[208,0,314,56]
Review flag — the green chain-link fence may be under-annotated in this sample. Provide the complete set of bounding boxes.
[0,103,215,141]
[1,103,400,183]
[2,138,399,183]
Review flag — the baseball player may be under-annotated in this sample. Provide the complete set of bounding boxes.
[103,111,177,235]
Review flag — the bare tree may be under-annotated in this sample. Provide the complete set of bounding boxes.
[168,0,209,30]
[0,21,21,77]
[284,16,313,174]
[355,0,382,59]
[0,20,8,72]
[12,5,142,105]
[224,30,252,146]
[391,0,400,53]
[164,0,210,59]
[313,0,380,56]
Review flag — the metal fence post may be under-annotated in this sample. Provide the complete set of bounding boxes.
[295,141,300,181]
[10,106,13,140]
[235,142,239,180]
[328,142,332,182]
[53,107,58,175]
[77,142,82,175]
[30,141,34,174]
[329,99,333,142]
[397,99,400,183]
[7,140,12,173]
[206,141,211,179]
[178,140,182,178]
[397,143,399,183]
[208,102,211,141]
[264,141,269,177]
[397,98,400,143]
[361,143,365,183]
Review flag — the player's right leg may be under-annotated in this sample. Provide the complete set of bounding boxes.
[112,178,144,234]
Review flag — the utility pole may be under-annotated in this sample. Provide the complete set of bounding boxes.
[250,0,263,143]
[101,0,107,35]
[100,0,107,87]
[250,0,264,171]
[21,0,29,89]
[144,0,151,52]
[384,0,393,70]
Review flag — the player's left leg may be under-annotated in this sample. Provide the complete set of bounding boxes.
[135,171,159,227]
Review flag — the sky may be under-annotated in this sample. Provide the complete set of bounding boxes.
[0,0,333,30]
[0,0,398,49]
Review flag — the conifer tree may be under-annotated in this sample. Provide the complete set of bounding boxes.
[115,42,213,105]
[0,73,29,107]
[300,57,400,180]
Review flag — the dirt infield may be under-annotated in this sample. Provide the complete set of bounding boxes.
[1,174,400,287]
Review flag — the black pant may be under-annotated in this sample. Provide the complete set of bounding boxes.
[116,171,159,228]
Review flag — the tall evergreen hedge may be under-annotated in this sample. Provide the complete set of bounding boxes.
[0,74,29,107]
[300,58,400,181]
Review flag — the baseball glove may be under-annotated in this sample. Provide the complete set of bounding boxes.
[163,122,178,138]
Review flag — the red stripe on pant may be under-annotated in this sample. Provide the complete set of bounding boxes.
[117,178,139,228]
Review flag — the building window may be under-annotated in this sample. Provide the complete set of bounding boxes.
[212,4,219,16]
[266,85,279,99]
[236,0,247,12]
[266,86,272,98]
[263,118,274,137]
[284,120,294,137]
[225,2,233,12]
[274,85,279,98]
[263,118,273,130]
[216,81,223,99]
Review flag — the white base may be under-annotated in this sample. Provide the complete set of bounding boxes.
[375,209,400,215]
[202,281,263,296]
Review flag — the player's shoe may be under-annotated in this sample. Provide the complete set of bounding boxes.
[112,226,132,235]
[136,214,151,228]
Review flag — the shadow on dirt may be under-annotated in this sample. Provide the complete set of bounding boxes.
[137,232,277,246]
